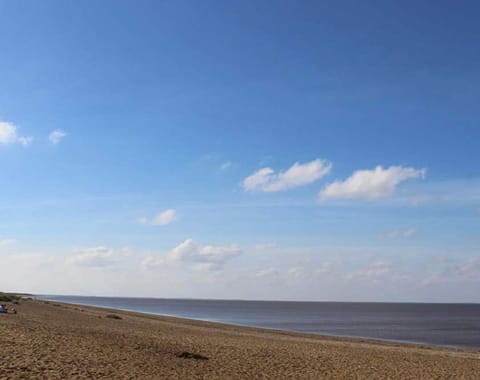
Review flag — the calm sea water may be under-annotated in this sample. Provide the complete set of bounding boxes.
[39,295,480,349]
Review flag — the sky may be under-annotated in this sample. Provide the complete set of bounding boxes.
[1,0,479,302]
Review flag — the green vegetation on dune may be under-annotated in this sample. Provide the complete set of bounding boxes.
[0,292,23,302]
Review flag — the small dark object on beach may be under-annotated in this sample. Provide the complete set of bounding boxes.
[12,300,19,305]
[105,314,122,320]
[176,352,209,360]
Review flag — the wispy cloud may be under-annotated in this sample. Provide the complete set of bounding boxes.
[287,266,308,279]
[382,228,417,239]
[139,209,177,226]
[48,129,67,144]
[17,136,34,146]
[3,253,56,268]
[0,121,33,147]
[256,268,279,278]
[66,246,118,267]
[441,257,480,282]
[243,159,332,192]
[345,261,394,282]
[319,165,426,201]
[220,161,233,171]
[0,238,16,246]
[152,209,177,225]
[423,257,480,285]
[254,243,278,251]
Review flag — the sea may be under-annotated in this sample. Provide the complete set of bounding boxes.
[38,295,480,350]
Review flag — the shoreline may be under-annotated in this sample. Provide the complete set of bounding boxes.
[1,299,479,379]
[36,293,480,304]
[34,295,480,351]
[51,300,480,353]
[37,295,480,351]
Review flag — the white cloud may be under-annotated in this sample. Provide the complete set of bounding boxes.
[0,121,33,147]
[139,209,177,226]
[143,239,242,271]
[383,228,417,239]
[319,165,426,200]
[220,161,232,171]
[243,159,332,192]
[66,246,117,267]
[0,122,16,143]
[48,129,67,144]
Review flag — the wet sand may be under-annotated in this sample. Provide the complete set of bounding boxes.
[0,299,479,379]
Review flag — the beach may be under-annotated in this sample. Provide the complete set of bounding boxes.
[0,299,479,379]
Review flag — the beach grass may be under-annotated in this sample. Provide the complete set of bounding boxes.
[0,292,22,303]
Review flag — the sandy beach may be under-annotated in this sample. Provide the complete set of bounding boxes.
[0,299,479,379]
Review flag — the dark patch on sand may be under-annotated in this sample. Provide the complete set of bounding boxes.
[176,352,209,360]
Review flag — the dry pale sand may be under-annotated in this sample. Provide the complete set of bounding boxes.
[0,299,479,379]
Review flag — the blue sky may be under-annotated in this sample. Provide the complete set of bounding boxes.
[1,1,479,301]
